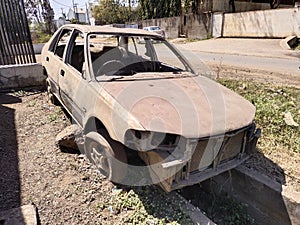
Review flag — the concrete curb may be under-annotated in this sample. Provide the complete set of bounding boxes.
[202,165,300,225]
[169,191,216,225]
[0,205,39,225]
[235,166,300,225]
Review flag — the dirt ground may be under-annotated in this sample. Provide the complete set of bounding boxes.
[0,70,299,224]
[0,91,124,224]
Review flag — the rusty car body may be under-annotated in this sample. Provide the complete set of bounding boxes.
[42,24,260,192]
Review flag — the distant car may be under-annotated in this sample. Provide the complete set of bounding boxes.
[143,26,165,38]
[41,24,260,192]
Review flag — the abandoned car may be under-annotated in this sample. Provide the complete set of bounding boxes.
[42,24,260,192]
[143,26,165,38]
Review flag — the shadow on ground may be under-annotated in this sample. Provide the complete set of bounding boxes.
[0,93,24,223]
[180,148,293,225]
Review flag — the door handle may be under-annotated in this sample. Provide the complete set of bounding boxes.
[60,69,65,77]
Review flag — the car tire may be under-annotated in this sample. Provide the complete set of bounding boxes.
[84,131,127,183]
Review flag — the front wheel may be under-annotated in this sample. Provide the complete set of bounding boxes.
[84,131,127,183]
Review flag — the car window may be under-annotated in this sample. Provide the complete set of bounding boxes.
[88,33,193,78]
[52,29,72,59]
[128,38,151,60]
[152,42,186,71]
[150,27,160,31]
[66,31,85,73]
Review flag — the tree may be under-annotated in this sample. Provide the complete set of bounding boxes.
[139,0,181,20]
[229,0,236,13]
[270,0,280,9]
[92,0,134,24]
[24,0,54,33]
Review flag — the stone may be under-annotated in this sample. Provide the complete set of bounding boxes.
[56,124,84,152]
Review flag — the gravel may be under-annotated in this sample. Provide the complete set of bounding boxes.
[0,91,192,225]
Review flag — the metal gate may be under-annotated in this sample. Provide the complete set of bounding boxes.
[0,0,36,65]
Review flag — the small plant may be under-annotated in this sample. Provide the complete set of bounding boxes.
[294,44,300,51]
[49,113,57,122]
[13,90,28,97]
[28,101,36,107]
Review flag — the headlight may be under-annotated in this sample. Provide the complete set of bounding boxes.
[125,129,179,151]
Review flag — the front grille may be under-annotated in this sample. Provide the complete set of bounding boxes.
[190,129,247,172]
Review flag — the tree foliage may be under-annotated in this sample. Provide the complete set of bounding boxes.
[93,0,137,24]
[139,0,181,20]
[24,0,54,33]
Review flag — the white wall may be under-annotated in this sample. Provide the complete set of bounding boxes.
[222,8,300,37]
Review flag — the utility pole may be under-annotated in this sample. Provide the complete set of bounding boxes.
[72,0,78,21]
[61,8,65,18]
[85,3,90,24]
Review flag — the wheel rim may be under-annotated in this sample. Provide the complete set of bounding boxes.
[89,141,110,177]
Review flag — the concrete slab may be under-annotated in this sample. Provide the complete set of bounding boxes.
[0,63,44,90]
[0,205,39,225]
[169,192,216,225]
[201,165,300,225]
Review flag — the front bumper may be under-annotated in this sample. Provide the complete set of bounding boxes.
[139,124,261,192]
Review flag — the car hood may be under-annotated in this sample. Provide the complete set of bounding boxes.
[100,74,256,138]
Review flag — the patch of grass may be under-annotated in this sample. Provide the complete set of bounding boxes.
[212,195,255,225]
[49,113,58,122]
[218,78,300,154]
[27,101,36,107]
[98,186,193,224]
[49,108,63,122]
[13,90,28,97]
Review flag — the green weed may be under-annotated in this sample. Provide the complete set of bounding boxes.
[218,78,300,153]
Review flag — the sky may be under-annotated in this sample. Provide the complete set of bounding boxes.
[50,0,90,19]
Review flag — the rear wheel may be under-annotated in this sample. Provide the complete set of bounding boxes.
[84,131,127,183]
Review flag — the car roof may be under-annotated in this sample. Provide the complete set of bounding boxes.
[59,24,162,37]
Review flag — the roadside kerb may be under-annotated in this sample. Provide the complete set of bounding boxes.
[200,165,300,225]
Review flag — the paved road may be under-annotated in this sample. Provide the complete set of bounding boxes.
[175,38,300,76]
[190,51,300,75]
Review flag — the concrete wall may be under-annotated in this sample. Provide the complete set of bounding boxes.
[0,63,45,90]
[213,0,292,12]
[137,14,211,39]
[184,13,211,39]
[222,8,300,37]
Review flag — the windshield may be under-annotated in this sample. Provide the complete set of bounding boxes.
[88,33,195,80]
